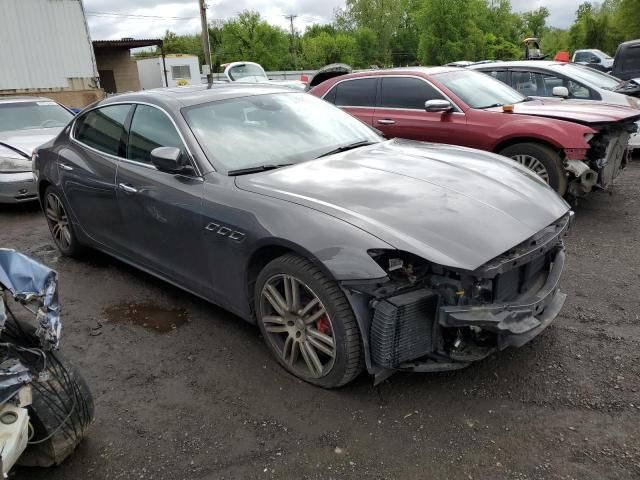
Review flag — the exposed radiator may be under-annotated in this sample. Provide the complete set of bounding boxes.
[370,289,437,368]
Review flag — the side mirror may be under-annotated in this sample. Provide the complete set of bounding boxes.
[552,86,569,98]
[590,57,600,63]
[425,99,453,113]
[150,146,185,174]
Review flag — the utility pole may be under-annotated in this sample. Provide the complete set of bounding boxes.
[284,14,298,70]
[199,0,213,83]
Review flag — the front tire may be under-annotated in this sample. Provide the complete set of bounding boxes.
[499,142,567,195]
[43,186,84,257]
[255,254,363,388]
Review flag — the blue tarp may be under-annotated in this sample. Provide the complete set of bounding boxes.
[0,249,60,349]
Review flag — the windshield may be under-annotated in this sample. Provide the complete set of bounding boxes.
[593,49,612,59]
[183,92,381,173]
[227,64,267,81]
[0,101,73,132]
[553,63,621,90]
[434,70,526,108]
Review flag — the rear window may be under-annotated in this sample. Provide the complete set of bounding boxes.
[379,77,444,109]
[334,78,377,107]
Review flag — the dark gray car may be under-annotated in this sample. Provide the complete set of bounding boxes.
[33,85,572,387]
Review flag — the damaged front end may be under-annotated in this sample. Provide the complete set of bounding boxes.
[342,213,573,383]
[567,120,637,197]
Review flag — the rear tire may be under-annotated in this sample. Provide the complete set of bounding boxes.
[43,185,84,257]
[499,142,567,195]
[255,254,363,388]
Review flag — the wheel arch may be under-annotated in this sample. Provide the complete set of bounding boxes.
[493,137,564,156]
[37,179,51,209]
[244,238,336,322]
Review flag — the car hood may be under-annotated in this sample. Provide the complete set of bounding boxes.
[0,127,63,157]
[492,99,640,124]
[236,139,570,271]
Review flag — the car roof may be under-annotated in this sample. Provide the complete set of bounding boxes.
[618,39,640,47]
[323,66,461,81]
[0,96,56,104]
[100,83,297,110]
[470,61,566,69]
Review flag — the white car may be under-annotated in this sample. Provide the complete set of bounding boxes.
[0,97,74,203]
[573,49,614,72]
[218,61,307,91]
[470,61,640,149]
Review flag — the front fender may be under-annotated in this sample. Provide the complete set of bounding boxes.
[489,115,596,152]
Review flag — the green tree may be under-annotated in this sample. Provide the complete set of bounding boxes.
[220,11,292,70]
[522,7,550,38]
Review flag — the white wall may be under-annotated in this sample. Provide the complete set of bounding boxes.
[0,0,97,90]
[136,57,164,90]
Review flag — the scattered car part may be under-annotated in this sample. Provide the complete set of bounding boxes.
[0,249,93,472]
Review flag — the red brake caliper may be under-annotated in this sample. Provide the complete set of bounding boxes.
[316,315,332,335]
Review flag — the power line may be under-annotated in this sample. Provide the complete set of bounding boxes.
[86,11,199,21]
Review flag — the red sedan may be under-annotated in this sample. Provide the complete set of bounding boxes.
[309,67,640,196]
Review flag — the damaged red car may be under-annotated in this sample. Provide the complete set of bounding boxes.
[310,67,640,196]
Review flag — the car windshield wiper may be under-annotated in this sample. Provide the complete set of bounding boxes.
[479,103,504,109]
[227,163,292,176]
[315,140,378,159]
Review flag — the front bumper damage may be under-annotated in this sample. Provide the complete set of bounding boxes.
[342,213,572,383]
[439,249,565,353]
[568,120,638,197]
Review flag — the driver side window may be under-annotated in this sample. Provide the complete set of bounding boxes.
[127,105,187,164]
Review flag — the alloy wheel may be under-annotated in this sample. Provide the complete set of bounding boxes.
[45,193,72,250]
[260,274,336,378]
[511,154,550,183]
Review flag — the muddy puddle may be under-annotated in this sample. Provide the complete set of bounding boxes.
[105,303,188,333]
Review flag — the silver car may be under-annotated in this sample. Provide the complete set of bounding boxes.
[469,61,640,149]
[0,97,74,203]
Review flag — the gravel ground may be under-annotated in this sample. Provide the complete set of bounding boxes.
[2,162,639,480]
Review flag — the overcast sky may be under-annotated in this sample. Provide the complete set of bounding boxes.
[84,0,583,40]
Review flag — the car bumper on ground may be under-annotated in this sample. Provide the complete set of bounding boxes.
[0,172,37,203]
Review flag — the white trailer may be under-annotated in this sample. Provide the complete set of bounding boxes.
[136,54,201,89]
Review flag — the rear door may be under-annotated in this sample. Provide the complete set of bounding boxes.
[325,77,378,125]
[372,76,467,144]
[60,104,131,249]
[116,103,210,296]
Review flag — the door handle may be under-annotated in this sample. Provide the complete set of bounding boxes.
[118,183,138,194]
[59,162,74,171]
[377,119,396,125]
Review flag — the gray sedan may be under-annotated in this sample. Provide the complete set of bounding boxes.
[34,85,571,387]
[0,97,74,203]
